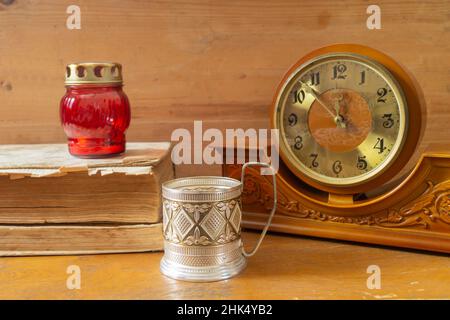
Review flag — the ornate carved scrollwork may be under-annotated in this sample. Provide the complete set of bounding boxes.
[228,164,450,231]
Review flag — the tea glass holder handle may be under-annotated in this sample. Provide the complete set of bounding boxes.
[240,162,277,258]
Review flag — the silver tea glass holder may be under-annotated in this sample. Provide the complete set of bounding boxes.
[160,162,277,282]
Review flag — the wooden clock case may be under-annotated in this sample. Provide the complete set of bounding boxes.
[223,44,450,253]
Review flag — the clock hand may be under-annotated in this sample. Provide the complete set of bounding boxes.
[300,81,346,128]
[299,81,336,118]
[333,98,346,129]
[334,99,341,116]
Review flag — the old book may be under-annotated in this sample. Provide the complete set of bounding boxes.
[0,142,173,256]
[0,224,163,256]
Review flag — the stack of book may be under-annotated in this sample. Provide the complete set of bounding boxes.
[0,142,173,256]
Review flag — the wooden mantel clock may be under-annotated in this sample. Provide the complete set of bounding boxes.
[223,44,450,253]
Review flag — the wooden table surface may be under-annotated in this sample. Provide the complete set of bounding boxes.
[0,231,448,300]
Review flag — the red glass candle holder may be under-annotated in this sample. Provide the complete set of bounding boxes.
[60,62,131,158]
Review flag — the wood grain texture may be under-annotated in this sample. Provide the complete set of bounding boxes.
[0,0,448,178]
[0,231,448,299]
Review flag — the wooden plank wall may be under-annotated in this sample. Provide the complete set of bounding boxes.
[0,0,449,176]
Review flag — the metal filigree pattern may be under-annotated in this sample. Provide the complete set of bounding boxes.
[163,198,242,246]
[163,241,243,267]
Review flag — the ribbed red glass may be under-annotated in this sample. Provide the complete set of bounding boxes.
[60,84,131,158]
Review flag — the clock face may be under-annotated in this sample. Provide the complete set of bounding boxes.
[275,53,408,187]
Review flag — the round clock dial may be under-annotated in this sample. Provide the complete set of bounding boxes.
[274,53,408,188]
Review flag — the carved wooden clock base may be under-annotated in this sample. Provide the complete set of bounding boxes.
[223,152,450,253]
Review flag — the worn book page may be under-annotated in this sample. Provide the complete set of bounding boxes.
[0,142,171,178]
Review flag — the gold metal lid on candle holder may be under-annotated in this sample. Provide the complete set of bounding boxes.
[65,62,123,85]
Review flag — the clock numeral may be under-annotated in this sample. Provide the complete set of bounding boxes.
[293,89,306,104]
[310,153,319,168]
[332,63,347,80]
[359,70,365,85]
[377,87,388,103]
[288,113,298,126]
[310,72,320,85]
[332,160,342,174]
[373,138,386,154]
[357,155,368,170]
[294,136,303,150]
[382,114,394,128]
